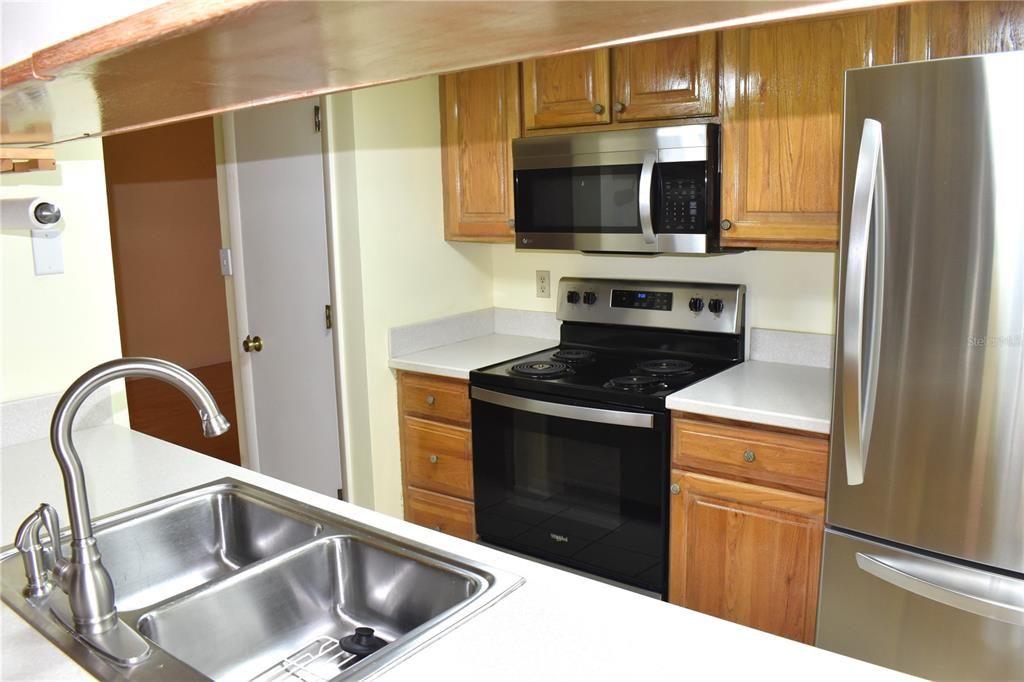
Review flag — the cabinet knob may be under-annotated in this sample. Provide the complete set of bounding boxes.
[613,101,625,113]
[432,524,442,532]
[507,217,515,228]
[425,394,436,406]
[670,483,681,495]
[743,449,756,463]
[429,454,439,464]
[593,103,605,114]
[720,219,734,231]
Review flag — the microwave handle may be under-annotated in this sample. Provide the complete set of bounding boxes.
[638,153,656,244]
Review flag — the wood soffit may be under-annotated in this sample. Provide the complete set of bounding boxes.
[1,0,913,145]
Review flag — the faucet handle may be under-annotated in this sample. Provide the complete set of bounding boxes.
[15,504,63,597]
[38,504,67,569]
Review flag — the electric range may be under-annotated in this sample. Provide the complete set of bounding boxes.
[470,277,745,598]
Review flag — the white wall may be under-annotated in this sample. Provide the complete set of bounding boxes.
[327,78,494,517]
[2,0,163,66]
[491,248,838,334]
[0,139,127,421]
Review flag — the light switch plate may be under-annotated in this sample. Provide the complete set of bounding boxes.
[536,270,550,298]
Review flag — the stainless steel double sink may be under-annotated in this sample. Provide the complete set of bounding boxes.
[1,479,523,681]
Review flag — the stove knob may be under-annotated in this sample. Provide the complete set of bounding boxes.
[566,290,581,304]
[688,297,704,313]
[708,298,725,314]
[582,291,598,305]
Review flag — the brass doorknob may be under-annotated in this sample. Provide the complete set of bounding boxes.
[242,335,264,353]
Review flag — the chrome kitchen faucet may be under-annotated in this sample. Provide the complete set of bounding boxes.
[14,358,230,664]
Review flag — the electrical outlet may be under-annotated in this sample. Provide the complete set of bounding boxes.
[536,270,550,298]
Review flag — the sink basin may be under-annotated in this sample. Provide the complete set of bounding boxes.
[138,535,486,680]
[86,491,322,611]
[1,479,522,681]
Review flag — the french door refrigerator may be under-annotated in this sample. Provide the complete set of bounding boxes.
[817,51,1023,680]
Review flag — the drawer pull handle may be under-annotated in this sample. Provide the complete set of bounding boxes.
[429,454,439,464]
[743,449,756,463]
[425,394,436,406]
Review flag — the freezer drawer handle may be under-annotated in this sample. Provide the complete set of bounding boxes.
[855,552,1024,627]
[470,387,654,429]
[841,118,887,486]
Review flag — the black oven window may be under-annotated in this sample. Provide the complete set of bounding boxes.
[473,399,667,593]
[515,165,642,233]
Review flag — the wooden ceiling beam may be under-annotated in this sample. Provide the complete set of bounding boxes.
[1,0,913,144]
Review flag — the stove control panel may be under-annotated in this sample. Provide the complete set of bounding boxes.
[557,277,745,335]
[613,289,674,311]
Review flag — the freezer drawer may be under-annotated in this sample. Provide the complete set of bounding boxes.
[817,529,1024,681]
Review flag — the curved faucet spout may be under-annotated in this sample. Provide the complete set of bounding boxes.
[46,357,230,645]
[51,357,231,543]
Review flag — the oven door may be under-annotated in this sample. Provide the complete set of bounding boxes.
[470,387,669,595]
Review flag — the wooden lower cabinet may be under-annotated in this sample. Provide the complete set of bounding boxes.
[669,470,824,644]
[404,486,476,541]
[397,371,477,540]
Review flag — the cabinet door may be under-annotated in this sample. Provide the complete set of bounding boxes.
[439,64,518,242]
[612,33,716,122]
[669,470,824,643]
[904,1,1024,60]
[522,49,611,130]
[719,10,898,250]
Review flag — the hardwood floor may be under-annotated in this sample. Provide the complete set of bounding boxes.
[126,361,241,465]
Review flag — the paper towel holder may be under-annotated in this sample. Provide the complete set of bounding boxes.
[0,197,65,275]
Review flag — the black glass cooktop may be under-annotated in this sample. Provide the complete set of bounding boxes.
[472,345,737,410]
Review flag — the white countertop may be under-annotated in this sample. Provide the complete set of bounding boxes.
[389,333,554,380]
[666,361,833,434]
[0,425,908,681]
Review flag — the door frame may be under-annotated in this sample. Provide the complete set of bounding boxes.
[214,102,348,499]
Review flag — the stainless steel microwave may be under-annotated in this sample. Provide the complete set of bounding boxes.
[512,124,723,254]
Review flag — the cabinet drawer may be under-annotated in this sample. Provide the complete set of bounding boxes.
[404,487,476,541]
[399,372,470,425]
[673,416,827,496]
[403,416,473,499]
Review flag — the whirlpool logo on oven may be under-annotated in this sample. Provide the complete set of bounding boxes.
[548,532,569,543]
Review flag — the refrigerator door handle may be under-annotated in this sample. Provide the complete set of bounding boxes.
[842,118,886,486]
[855,552,1024,626]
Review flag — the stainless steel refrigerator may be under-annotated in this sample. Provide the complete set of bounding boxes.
[817,51,1023,680]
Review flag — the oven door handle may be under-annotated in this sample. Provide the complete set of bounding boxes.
[471,387,654,429]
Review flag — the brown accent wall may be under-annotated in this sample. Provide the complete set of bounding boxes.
[104,118,240,464]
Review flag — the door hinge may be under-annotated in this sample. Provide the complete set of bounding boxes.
[314,104,321,133]
[324,303,332,329]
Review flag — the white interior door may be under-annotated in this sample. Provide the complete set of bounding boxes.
[221,99,344,498]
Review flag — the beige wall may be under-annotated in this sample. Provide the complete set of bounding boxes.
[0,139,127,421]
[491,248,838,334]
[327,78,494,517]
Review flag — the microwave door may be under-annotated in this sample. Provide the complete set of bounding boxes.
[513,162,652,251]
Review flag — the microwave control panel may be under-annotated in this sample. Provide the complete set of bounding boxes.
[657,164,705,233]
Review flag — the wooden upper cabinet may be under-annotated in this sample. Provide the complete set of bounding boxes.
[904,1,1024,60]
[522,49,611,130]
[611,34,717,122]
[719,9,898,250]
[669,470,824,644]
[439,64,519,242]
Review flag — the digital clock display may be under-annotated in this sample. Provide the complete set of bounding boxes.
[611,289,673,311]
